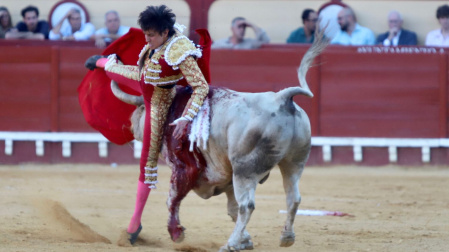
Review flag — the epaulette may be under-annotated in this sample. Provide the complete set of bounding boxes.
[165,35,202,66]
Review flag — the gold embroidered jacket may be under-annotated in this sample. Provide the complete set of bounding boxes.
[105,32,209,121]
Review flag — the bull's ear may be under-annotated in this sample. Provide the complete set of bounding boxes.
[84,55,104,71]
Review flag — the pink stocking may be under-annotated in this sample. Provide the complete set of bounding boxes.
[127,180,151,233]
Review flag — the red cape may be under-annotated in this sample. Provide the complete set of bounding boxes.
[78,28,211,145]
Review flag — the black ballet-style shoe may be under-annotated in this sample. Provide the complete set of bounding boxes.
[128,224,142,245]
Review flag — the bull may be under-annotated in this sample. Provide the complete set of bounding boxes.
[111,29,328,251]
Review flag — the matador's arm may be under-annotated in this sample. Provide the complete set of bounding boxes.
[102,55,141,91]
[176,56,209,122]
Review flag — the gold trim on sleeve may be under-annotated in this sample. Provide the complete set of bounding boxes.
[178,56,209,120]
[106,64,140,81]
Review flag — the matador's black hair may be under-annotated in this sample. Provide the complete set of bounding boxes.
[138,5,176,37]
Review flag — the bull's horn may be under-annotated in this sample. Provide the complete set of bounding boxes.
[110,80,144,106]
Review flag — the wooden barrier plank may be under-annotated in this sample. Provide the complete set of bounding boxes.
[51,47,60,132]
[320,48,441,138]
[0,46,51,63]
[0,46,52,132]
[57,47,102,132]
[439,53,448,138]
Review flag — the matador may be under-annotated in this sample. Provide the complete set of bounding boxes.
[98,26,209,189]
[84,5,210,241]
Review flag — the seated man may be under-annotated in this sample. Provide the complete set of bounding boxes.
[92,10,130,48]
[212,17,270,49]
[376,10,417,46]
[331,7,375,46]
[49,8,95,41]
[5,5,49,40]
[425,4,449,47]
[286,8,318,44]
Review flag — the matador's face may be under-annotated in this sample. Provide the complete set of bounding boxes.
[144,29,169,50]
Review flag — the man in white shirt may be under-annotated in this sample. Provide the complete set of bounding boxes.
[92,10,130,48]
[49,8,95,41]
[331,7,375,46]
[425,5,449,47]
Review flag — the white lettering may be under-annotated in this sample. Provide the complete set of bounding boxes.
[356,46,439,54]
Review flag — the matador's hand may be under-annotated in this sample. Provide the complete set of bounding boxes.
[84,55,104,70]
[169,120,190,140]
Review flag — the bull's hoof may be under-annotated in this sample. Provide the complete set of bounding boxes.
[169,225,185,243]
[279,231,295,247]
[218,245,240,252]
[240,239,254,250]
[219,242,254,252]
[218,245,228,252]
[240,233,253,250]
[128,224,142,245]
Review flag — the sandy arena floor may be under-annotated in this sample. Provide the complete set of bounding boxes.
[0,164,448,252]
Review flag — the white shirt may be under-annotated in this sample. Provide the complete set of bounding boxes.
[95,26,130,42]
[331,24,376,46]
[425,29,449,47]
[49,22,96,41]
[382,30,402,46]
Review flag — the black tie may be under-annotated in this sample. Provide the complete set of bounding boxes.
[149,49,155,58]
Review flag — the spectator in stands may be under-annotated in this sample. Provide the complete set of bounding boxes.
[91,10,130,48]
[212,17,270,49]
[49,8,95,41]
[425,5,449,47]
[5,5,49,40]
[0,6,13,39]
[286,9,318,44]
[376,11,417,46]
[331,7,375,45]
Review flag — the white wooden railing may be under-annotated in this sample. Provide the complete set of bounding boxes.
[1,132,449,163]
[312,137,449,163]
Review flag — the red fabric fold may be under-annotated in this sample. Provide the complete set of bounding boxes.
[195,28,212,84]
[78,28,146,145]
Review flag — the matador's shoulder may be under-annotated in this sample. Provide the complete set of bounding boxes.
[165,34,202,66]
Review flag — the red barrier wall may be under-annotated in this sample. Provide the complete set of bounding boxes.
[211,45,449,139]
[321,47,447,138]
[0,41,99,133]
[1,40,448,165]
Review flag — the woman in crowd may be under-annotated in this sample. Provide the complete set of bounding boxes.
[0,6,13,39]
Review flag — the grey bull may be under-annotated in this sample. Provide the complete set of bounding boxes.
[111,29,329,251]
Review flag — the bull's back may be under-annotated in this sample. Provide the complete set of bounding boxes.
[208,89,311,175]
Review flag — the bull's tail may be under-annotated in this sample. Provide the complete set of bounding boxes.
[276,25,329,101]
